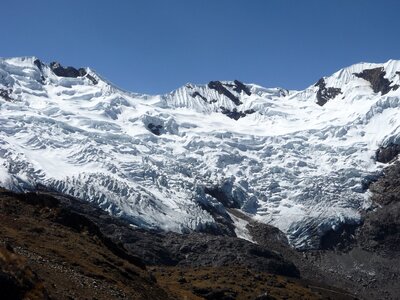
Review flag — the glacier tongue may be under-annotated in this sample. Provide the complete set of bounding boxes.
[1,57,400,249]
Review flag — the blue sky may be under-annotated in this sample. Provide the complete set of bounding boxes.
[2,0,399,94]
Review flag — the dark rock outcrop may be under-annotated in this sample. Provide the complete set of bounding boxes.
[147,123,163,135]
[220,107,255,120]
[208,81,242,106]
[49,62,97,84]
[0,88,13,101]
[358,162,400,254]
[33,59,46,83]
[191,91,208,102]
[196,201,236,236]
[354,67,399,95]
[50,62,82,78]
[204,187,241,209]
[375,143,400,163]
[84,72,99,85]
[369,162,400,207]
[33,59,44,72]
[226,80,251,96]
[319,223,358,251]
[191,91,217,104]
[315,78,342,106]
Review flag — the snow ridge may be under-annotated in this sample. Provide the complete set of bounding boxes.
[1,57,400,249]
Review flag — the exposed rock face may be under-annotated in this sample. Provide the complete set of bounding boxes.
[369,162,400,206]
[315,78,342,106]
[50,62,83,78]
[33,59,44,72]
[190,80,250,107]
[208,81,242,105]
[0,88,13,101]
[357,162,400,255]
[354,67,399,95]
[195,202,236,237]
[230,80,252,96]
[33,59,46,83]
[376,143,400,163]
[191,91,208,102]
[147,123,164,135]
[319,223,358,250]
[49,61,97,84]
[204,186,241,209]
[220,107,255,120]
[85,73,98,85]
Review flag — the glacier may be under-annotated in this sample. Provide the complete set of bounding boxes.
[1,56,400,249]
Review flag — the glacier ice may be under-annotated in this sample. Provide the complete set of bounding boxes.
[1,56,400,249]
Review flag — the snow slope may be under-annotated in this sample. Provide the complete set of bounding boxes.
[1,56,400,249]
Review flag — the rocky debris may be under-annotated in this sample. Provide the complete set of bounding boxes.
[254,292,274,300]
[125,230,300,277]
[248,222,290,249]
[375,143,400,163]
[147,123,164,135]
[319,223,358,251]
[354,67,399,95]
[314,78,342,106]
[0,88,13,101]
[192,287,237,300]
[220,107,255,120]
[0,246,49,300]
[208,81,242,105]
[152,266,329,300]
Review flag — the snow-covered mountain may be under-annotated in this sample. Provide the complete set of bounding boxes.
[1,56,400,249]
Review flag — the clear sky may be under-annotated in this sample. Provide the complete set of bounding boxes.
[2,0,399,94]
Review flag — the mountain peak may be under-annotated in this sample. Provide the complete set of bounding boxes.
[1,57,400,249]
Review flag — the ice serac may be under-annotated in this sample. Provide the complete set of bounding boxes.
[1,57,400,249]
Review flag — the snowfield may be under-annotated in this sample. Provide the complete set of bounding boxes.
[1,56,400,249]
